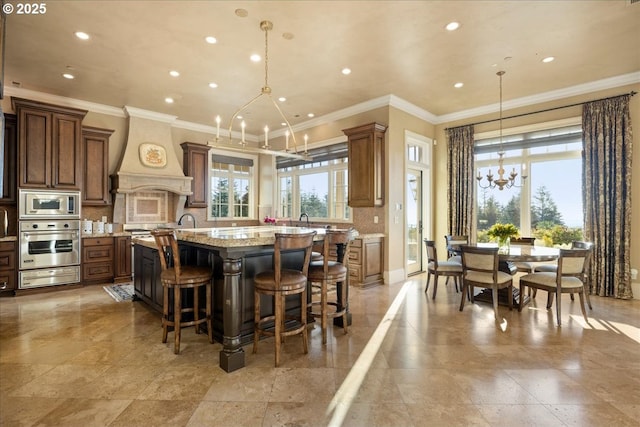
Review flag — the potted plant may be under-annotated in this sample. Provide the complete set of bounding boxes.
[487,223,519,250]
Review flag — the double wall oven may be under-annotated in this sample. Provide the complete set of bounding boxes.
[18,189,81,289]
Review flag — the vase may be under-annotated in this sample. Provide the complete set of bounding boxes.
[497,236,511,252]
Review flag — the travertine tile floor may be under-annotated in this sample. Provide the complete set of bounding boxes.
[1,275,639,426]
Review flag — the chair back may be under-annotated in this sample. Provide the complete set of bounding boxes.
[557,248,590,280]
[511,237,535,246]
[460,245,499,280]
[319,228,355,273]
[445,235,468,257]
[151,229,182,277]
[571,241,593,250]
[273,231,317,282]
[424,240,438,267]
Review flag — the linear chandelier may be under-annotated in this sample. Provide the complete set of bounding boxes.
[476,71,527,191]
[208,20,311,161]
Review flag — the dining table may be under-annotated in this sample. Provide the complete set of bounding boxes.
[448,243,560,307]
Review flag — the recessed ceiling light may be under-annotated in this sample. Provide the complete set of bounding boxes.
[209,82,218,89]
[445,22,460,31]
[205,36,217,44]
[169,70,180,77]
[62,73,75,79]
[250,54,261,62]
[342,68,351,75]
[278,97,286,102]
[235,8,248,18]
[280,122,287,126]
[454,82,464,88]
[542,56,555,63]
[307,113,315,118]
[237,115,244,120]
[75,31,90,40]
[282,32,294,40]
[165,97,174,104]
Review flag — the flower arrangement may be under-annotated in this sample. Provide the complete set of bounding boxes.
[486,223,519,240]
[263,216,277,224]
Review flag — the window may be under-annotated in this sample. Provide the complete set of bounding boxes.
[276,143,350,221]
[209,153,256,220]
[475,123,584,246]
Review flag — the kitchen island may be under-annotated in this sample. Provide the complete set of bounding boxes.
[133,225,350,372]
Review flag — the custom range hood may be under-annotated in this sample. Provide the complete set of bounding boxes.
[112,106,193,225]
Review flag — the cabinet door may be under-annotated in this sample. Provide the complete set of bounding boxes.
[114,236,132,282]
[51,113,82,190]
[82,127,113,205]
[1,114,17,204]
[181,142,210,207]
[344,123,386,207]
[18,108,51,188]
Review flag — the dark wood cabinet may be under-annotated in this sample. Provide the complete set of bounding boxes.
[82,237,114,283]
[348,236,384,287]
[1,114,17,204]
[343,122,387,207]
[134,244,162,312]
[114,236,132,283]
[181,142,210,208]
[0,241,17,293]
[12,98,87,190]
[82,126,113,206]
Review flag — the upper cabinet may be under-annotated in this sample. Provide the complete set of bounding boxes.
[181,142,210,208]
[12,98,87,190]
[343,122,387,207]
[1,114,17,204]
[82,126,114,206]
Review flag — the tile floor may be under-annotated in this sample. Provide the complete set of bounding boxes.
[1,275,639,426]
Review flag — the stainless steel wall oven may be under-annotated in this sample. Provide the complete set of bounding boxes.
[18,190,81,289]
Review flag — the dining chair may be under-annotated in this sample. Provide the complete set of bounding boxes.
[151,229,214,354]
[519,248,591,326]
[459,245,513,318]
[307,228,354,344]
[534,241,593,309]
[253,231,316,367]
[444,235,468,288]
[424,239,463,298]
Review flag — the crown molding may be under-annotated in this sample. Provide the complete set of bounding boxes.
[123,106,177,123]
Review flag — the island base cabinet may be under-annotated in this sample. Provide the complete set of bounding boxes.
[349,236,384,287]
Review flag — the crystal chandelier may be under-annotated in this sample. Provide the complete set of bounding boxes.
[476,71,527,190]
[209,20,310,161]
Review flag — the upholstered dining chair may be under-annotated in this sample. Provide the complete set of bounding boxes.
[444,235,468,289]
[534,241,594,309]
[253,231,316,367]
[424,239,463,298]
[459,245,513,318]
[519,248,591,326]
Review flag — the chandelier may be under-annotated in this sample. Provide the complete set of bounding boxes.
[476,71,527,190]
[209,20,310,161]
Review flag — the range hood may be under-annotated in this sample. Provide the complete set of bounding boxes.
[112,106,193,224]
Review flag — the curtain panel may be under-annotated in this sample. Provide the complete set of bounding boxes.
[446,125,475,239]
[582,95,633,299]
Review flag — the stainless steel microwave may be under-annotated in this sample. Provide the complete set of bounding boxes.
[19,189,81,219]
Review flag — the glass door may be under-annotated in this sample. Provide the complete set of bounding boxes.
[406,168,422,275]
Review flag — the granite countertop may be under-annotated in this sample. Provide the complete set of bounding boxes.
[81,231,132,238]
[0,235,17,242]
[132,226,370,249]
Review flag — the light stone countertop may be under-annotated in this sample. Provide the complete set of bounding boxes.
[0,236,17,242]
[81,231,133,238]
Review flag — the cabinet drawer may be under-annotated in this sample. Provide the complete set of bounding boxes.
[351,238,362,248]
[83,245,114,263]
[348,247,362,264]
[83,237,114,247]
[0,250,16,270]
[0,272,16,291]
[0,241,16,252]
[348,264,361,281]
[83,262,113,281]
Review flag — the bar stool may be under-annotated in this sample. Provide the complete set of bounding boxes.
[151,229,214,354]
[253,231,317,367]
[307,228,354,344]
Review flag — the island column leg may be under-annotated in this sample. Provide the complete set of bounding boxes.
[219,257,245,372]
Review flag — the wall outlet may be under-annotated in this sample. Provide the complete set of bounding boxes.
[374,216,378,224]
[231,222,237,227]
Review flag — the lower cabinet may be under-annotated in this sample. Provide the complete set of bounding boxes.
[349,235,384,287]
[82,237,114,284]
[114,236,132,283]
[0,241,17,294]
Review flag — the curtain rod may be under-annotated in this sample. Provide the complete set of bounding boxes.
[445,90,637,131]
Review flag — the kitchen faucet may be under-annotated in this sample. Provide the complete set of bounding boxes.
[299,212,309,226]
[178,213,197,228]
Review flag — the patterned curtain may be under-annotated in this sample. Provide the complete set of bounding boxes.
[582,95,633,299]
[446,125,475,239]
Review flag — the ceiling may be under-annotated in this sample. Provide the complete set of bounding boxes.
[4,0,640,138]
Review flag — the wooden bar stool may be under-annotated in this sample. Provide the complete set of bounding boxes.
[151,229,214,354]
[307,228,354,344]
[253,231,317,367]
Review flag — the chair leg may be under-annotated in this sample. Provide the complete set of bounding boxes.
[340,280,348,336]
[518,282,526,312]
[174,286,182,354]
[492,287,499,319]
[206,283,213,344]
[577,292,589,323]
[432,274,438,300]
[555,288,562,326]
[194,287,200,334]
[584,280,593,310]
[301,288,309,355]
[162,285,169,343]
[253,292,261,354]
[546,292,554,309]
[459,281,468,311]
[275,293,283,367]
[425,273,431,293]
[321,280,328,345]
[507,284,513,311]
